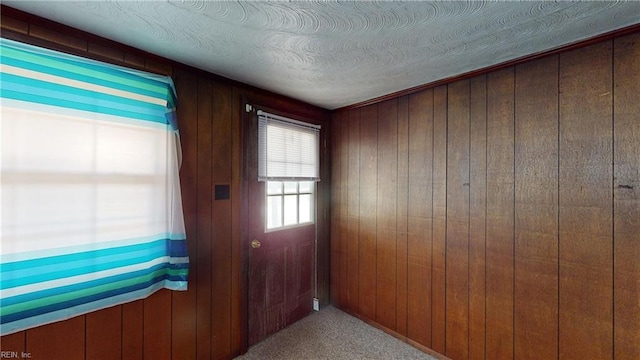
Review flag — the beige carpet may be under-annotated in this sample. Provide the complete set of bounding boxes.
[234,306,438,360]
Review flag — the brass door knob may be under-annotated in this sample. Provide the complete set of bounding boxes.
[251,239,261,249]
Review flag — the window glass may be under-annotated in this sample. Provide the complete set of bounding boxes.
[299,181,313,193]
[283,195,298,226]
[267,181,283,195]
[284,181,298,194]
[299,194,312,223]
[266,180,314,230]
[267,195,283,228]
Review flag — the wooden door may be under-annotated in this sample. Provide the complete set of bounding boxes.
[245,108,315,346]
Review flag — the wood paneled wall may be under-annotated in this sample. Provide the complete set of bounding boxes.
[1,7,330,360]
[330,33,640,360]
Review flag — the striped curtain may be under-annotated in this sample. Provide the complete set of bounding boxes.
[0,38,188,335]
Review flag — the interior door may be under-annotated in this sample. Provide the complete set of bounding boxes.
[245,107,315,346]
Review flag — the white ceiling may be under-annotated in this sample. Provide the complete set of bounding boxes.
[4,1,640,109]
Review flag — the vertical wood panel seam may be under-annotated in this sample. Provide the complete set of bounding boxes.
[511,67,516,360]
[404,100,409,337]
[556,54,561,360]
[230,103,234,360]
[142,300,145,358]
[121,303,123,359]
[396,103,399,334]
[444,86,448,357]
[444,85,448,354]
[375,104,379,323]
[430,89,435,347]
[357,113,361,313]
[483,76,488,360]
[396,102,404,334]
[610,41,615,360]
[467,80,471,360]
[170,292,173,357]
[395,101,400,333]
[210,81,215,358]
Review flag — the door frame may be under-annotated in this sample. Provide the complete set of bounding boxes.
[238,95,331,354]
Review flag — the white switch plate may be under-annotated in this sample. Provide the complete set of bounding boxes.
[313,297,319,311]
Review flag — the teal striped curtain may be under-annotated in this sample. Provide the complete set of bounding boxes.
[0,38,188,335]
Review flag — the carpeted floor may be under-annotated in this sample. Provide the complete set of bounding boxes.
[234,306,438,360]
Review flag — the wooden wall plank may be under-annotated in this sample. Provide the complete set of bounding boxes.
[339,115,350,309]
[0,12,28,33]
[445,80,470,360]
[143,291,172,360]
[468,74,487,360]
[123,52,146,70]
[88,42,124,62]
[172,68,198,360]
[485,67,515,360]
[26,316,84,360]
[396,95,409,337]
[229,88,243,356]
[212,82,233,182]
[330,111,343,306]
[212,82,233,359]
[376,99,398,330]
[613,32,640,360]
[359,104,378,321]
[29,24,87,51]
[559,41,613,360]
[122,300,143,360]
[0,332,25,356]
[431,85,447,354]
[406,89,433,347]
[195,78,213,360]
[514,56,559,360]
[346,109,361,313]
[86,306,122,360]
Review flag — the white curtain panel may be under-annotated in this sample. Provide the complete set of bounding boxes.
[0,38,188,335]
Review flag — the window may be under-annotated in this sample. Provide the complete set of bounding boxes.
[266,181,314,230]
[257,110,320,231]
[0,38,188,335]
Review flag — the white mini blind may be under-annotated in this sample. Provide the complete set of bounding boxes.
[258,110,321,181]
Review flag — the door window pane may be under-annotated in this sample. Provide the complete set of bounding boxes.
[299,181,313,193]
[267,195,282,229]
[284,181,298,194]
[265,180,314,230]
[283,195,298,226]
[267,181,283,195]
[299,194,312,223]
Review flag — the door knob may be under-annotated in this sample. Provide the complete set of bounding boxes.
[251,239,261,249]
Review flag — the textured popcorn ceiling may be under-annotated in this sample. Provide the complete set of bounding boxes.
[4,1,640,109]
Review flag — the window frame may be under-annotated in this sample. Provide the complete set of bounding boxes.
[265,180,315,232]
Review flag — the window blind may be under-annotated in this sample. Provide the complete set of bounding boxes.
[257,110,321,181]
